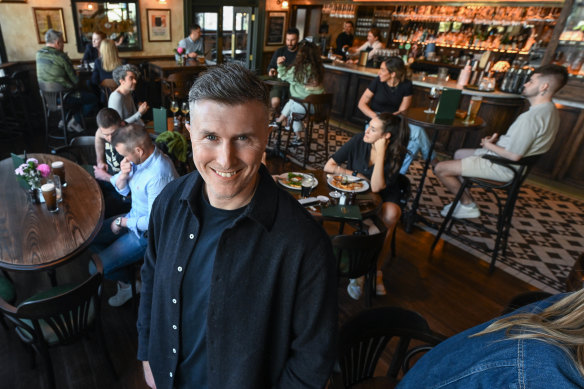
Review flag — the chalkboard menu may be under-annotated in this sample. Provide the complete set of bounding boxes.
[266,12,287,46]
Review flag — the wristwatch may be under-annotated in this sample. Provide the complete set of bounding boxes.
[115,217,122,227]
[352,170,358,177]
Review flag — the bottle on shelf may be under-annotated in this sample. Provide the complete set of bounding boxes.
[457,60,472,88]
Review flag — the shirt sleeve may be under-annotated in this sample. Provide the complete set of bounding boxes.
[497,113,538,157]
[332,134,360,166]
[402,80,414,97]
[110,171,131,197]
[178,38,187,49]
[268,49,280,72]
[368,77,379,95]
[277,64,296,84]
[63,54,79,87]
[126,175,174,234]
[91,60,100,86]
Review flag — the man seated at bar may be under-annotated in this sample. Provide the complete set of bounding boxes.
[109,64,149,127]
[178,24,204,60]
[434,64,568,219]
[36,29,97,133]
[335,21,354,60]
[90,124,178,307]
[266,27,300,111]
[137,63,337,389]
[93,108,131,218]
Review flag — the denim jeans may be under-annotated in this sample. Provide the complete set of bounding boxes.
[89,216,147,282]
[400,123,435,175]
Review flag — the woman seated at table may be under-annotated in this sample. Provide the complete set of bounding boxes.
[82,31,106,64]
[273,41,325,146]
[324,113,409,299]
[358,56,433,174]
[347,28,384,64]
[91,39,122,87]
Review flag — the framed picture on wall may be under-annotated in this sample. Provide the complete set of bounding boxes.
[33,8,67,44]
[146,9,171,42]
[266,11,287,46]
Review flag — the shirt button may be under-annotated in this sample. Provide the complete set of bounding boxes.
[172,298,177,304]
[177,266,183,272]
[172,348,177,354]
[189,233,194,239]
[172,325,177,330]
[169,372,173,378]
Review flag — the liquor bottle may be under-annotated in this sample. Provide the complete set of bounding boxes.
[469,60,480,86]
[457,60,472,88]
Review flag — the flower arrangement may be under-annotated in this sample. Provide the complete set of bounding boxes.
[174,46,185,56]
[15,158,51,189]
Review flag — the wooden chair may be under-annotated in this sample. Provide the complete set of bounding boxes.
[161,68,205,106]
[38,81,76,150]
[55,136,97,175]
[0,255,116,389]
[329,306,446,389]
[283,93,334,168]
[333,215,387,307]
[99,79,118,102]
[430,154,542,273]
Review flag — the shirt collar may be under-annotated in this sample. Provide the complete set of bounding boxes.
[179,164,277,230]
[133,147,159,171]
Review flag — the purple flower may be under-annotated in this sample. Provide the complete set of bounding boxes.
[14,164,26,176]
[26,158,38,165]
[37,164,51,178]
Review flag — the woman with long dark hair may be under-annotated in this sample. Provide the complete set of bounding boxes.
[273,41,325,146]
[324,113,409,299]
[359,56,433,174]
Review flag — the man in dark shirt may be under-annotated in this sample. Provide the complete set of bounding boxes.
[138,63,337,389]
[335,21,354,59]
[94,108,131,218]
[266,27,299,111]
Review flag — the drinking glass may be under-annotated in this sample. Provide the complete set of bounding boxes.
[41,183,59,213]
[424,87,440,114]
[170,101,179,127]
[51,160,66,187]
[51,175,63,203]
[301,173,315,198]
[181,102,190,125]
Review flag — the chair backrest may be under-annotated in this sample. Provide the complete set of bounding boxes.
[56,136,97,167]
[0,256,103,347]
[100,79,118,101]
[333,216,387,279]
[397,174,411,210]
[304,93,333,123]
[164,68,205,101]
[335,306,446,388]
[38,81,69,112]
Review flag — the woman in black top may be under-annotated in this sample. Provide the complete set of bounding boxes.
[324,113,409,299]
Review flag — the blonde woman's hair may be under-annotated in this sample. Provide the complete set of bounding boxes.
[100,39,122,72]
[475,289,584,377]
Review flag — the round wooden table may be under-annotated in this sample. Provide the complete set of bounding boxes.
[402,107,486,232]
[0,154,104,271]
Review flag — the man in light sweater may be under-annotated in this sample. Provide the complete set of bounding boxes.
[434,64,568,219]
[109,64,149,127]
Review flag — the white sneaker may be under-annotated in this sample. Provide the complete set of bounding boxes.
[67,118,85,133]
[376,270,387,296]
[108,281,140,307]
[441,202,481,219]
[347,279,362,300]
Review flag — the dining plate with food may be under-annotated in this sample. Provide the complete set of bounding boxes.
[278,172,318,191]
[327,175,370,193]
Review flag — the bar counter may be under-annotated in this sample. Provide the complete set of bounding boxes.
[323,61,584,189]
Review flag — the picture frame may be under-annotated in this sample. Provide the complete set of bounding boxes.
[146,9,171,42]
[0,0,27,3]
[266,11,287,46]
[33,8,67,44]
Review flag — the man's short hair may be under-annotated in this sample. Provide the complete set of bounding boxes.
[96,108,122,129]
[111,124,150,150]
[190,24,201,34]
[534,64,569,93]
[344,21,354,27]
[188,62,269,111]
[45,29,63,44]
[286,28,300,37]
[112,64,141,85]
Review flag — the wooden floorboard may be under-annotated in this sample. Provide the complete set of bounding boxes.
[1,157,538,388]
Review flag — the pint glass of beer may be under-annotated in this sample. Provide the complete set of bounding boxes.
[41,183,59,213]
[464,96,483,124]
[51,161,66,187]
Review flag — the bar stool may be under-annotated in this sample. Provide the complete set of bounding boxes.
[284,93,333,168]
[38,81,74,150]
[430,154,541,273]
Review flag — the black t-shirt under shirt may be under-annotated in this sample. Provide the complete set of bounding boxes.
[367,77,413,115]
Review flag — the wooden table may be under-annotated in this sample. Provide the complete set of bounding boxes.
[0,154,104,271]
[402,107,486,232]
[148,60,207,79]
[275,169,382,223]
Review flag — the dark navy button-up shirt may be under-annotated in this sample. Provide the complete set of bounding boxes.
[137,165,338,389]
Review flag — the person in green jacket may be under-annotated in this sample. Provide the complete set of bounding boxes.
[273,41,325,146]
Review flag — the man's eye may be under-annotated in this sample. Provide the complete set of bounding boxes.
[206,135,217,141]
[237,135,248,141]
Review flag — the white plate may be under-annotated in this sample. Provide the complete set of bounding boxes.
[327,175,370,193]
[278,172,318,191]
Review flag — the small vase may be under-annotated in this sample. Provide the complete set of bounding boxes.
[29,187,40,204]
[175,54,182,65]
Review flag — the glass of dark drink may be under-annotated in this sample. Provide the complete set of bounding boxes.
[51,160,66,187]
[424,87,440,114]
[301,174,315,198]
[41,183,59,213]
